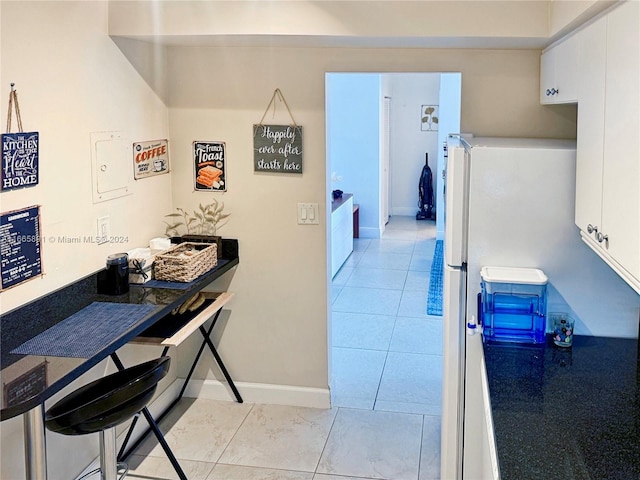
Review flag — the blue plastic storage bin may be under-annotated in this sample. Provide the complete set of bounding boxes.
[480,266,548,345]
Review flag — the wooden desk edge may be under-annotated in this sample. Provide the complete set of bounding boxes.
[131,292,234,347]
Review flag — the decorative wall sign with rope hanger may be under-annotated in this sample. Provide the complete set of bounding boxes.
[253,88,303,174]
[2,83,40,190]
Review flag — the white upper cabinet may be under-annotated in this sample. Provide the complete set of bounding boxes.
[540,32,579,104]
[573,1,640,294]
[599,1,639,290]
[575,15,607,242]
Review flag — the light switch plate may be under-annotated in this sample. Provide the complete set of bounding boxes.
[97,216,109,244]
[298,203,319,224]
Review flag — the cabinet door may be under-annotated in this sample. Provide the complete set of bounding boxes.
[540,49,556,104]
[575,16,607,235]
[540,35,579,104]
[554,33,579,103]
[601,1,640,281]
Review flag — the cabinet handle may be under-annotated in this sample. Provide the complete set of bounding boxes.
[546,88,558,96]
[587,224,598,234]
[596,232,609,244]
[546,89,552,96]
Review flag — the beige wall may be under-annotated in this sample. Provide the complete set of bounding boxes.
[0,1,588,478]
[1,1,171,313]
[549,0,618,38]
[1,2,171,479]
[160,43,577,391]
[109,0,550,43]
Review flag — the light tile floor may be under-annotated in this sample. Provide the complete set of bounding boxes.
[124,217,441,480]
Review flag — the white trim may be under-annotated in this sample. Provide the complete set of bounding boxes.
[183,379,331,409]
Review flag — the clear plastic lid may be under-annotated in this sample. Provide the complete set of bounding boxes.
[480,266,548,285]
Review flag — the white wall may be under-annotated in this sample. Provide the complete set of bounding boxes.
[0,2,172,479]
[436,74,463,239]
[327,73,381,238]
[387,73,442,216]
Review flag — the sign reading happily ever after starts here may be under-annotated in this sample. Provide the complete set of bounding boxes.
[253,125,303,174]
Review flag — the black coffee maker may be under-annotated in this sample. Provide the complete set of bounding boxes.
[97,253,129,295]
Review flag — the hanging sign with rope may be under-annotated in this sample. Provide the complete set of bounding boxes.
[2,84,39,191]
[253,89,303,174]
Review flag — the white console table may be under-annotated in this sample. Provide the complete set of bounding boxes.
[331,194,354,277]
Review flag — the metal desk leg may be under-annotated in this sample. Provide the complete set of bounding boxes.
[24,404,47,480]
[199,323,243,403]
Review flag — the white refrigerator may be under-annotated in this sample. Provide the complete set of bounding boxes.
[440,136,578,479]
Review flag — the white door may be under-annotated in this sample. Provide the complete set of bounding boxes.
[381,96,391,225]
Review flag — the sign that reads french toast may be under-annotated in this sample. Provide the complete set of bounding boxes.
[133,139,169,180]
[194,141,226,191]
[253,125,303,174]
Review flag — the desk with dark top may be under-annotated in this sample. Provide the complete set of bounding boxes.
[0,240,239,480]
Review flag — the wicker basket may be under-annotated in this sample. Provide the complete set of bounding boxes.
[154,242,218,282]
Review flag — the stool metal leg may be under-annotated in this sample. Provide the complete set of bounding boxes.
[109,353,188,480]
[99,428,117,480]
[24,404,47,480]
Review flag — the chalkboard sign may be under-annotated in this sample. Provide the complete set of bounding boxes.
[253,125,303,174]
[0,205,42,290]
[1,132,39,191]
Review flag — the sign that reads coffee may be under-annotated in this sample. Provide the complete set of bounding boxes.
[253,125,303,174]
[133,139,169,180]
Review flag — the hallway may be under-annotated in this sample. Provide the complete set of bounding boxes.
[330,216,442,416]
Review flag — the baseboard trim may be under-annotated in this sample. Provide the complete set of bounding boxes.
[183,378,331,409]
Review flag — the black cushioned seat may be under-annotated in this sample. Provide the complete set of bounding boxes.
[45,357,170,478]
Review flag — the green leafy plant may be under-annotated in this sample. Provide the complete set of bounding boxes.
[164,199,229,237]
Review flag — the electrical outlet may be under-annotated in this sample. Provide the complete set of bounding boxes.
[97,216,110,244]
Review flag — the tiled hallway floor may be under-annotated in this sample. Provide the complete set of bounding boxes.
[331,217,441,416]
[123,217,441,480]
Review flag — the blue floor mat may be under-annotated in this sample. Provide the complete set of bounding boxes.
[427,240,444,316]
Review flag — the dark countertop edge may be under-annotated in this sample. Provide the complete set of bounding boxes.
[331,193,353,213]
[0,255,239,421]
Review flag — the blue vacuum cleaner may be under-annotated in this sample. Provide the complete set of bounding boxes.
[416,152,434,220]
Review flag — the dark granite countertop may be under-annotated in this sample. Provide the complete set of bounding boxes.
[1,243,238,420]
[484,335,640,480]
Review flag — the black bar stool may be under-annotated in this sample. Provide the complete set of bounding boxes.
[45,356,171,480]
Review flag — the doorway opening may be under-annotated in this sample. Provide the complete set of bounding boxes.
[326,72,461,413]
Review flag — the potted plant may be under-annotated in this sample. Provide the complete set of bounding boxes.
[163,199,229,257]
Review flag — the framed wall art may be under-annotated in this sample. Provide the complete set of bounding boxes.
[194,141,226,191]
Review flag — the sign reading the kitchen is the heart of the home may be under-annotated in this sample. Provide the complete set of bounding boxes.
[253,124,303,174]
[1,132,39,191]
